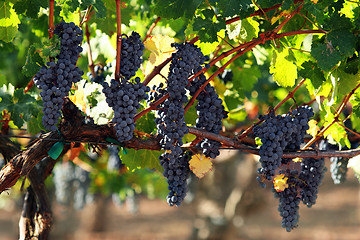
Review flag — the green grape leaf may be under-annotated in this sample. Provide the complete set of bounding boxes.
[332,68,360,96]
[40,35,61,58]
[299,61,326,89]
[0,1,20,42]
[81,0,106,19]
[226,18,259,43]
[327,29,356,58]
[95,9,116,36]
[0,74,6,87]
[154,0,202,19]
[0,90,13,112]
[0,85,42,128]
[28,113,43,135]
[218,0,253,18]
[232,66,260,92]
[322,103,351,148]
[57,0,79,12]
[193,15,226,43]
[350,90,360,131]
[59,0,80,23]
[311,42,343,72]
[184,104,197,126]
[120,149,163,172]
[269,48,298,88]
[224,89,244,111]
[136,111,156,134]
[13,0,47,18]
[22,45,44,77]
[324,12,353,30]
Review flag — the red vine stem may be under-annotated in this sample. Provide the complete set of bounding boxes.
[143,17,161,43]
[274,78,307,111]
[225,0,304,25]
[303,82,360,149]
[48,0,54,39]
[136,29,324,122]
[23,78,34,94]
[115,0,122,82]
[86,24,96,78]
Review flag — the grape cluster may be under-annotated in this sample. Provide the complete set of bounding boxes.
[188,73,227,159]
[160,152,191,206]
[34,22,84,131]
[299,157,326,207]
[156,43,208,206]
[87,64,111,84]
[107,145,123,171]
[322,141,349,184]
[53,161,91,209]
[253,106,314,177]
[102,78,149,142]
[73,165,91,210]
[53,161,75,206]
[120,32,144,80]
[273,170,300,232]
[330,156,349,184]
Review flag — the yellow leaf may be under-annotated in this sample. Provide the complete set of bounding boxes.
[271,10,291,25]
[144,35,175,86]
[189,154,213,178]
[311,0,318,3]
[307,119,320,137]
[69,88,86,113]
[273,174,288,192]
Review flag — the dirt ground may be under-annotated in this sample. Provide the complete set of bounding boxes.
[0,167,359,240]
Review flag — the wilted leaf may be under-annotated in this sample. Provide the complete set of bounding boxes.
[189,154,213,178]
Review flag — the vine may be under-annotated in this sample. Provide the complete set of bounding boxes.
[1,0,360,238]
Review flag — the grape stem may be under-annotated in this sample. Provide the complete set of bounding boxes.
[143,17,161,43]
[48,0,54,39]
[115,0,122,82]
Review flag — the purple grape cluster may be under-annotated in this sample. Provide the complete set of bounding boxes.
[321,141,350,185]
[34,22,84,131]
[160,152,191,206]
[273,170,300,232]
[253,106,314,177]
[120,32,144,80]
[107,145,123,171]
[53,161,91,209]
[156,42,208,206]
[188,73,227,159]
[299,157,326,208]
[102,78,149,142]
